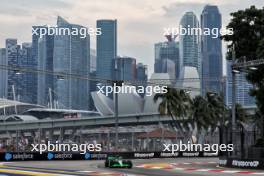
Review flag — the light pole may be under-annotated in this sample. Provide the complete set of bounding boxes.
[230,50,264,157]
[231,45,237,156]
[114,80,123,150]
[114,86,119,150]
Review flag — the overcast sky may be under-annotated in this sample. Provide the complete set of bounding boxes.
[0,0,263,75]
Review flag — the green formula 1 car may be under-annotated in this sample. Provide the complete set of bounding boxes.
[105,156,133,168]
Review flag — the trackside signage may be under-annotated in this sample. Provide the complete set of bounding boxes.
[0,151,218,161]
[219,157,264,169]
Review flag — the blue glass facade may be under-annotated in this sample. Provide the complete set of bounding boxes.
[0,48,7,98]
[201,5,223,95]
[5,39,38,103]
[37,29,54,106]
[226,60,255,107]
[154,40,180,79]
[20,42,37,104]
[96,20,117,81]
[116,56,136,81]
[136,63,147,82]
[53,16,90,110]
[179,12,201,75]
[6,39,22,101]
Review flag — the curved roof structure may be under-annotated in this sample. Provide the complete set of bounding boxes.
[0,98,43,117]
[149,73,172,85]
[91,92,114,116]
[92,89,145,116]
[4,115,39,122]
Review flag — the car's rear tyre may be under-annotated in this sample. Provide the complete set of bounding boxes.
[105,161,109,168]
[108,161,113,168]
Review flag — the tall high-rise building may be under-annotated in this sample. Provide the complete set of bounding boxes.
[37,28,54,106]
[20,42,37,104]
[154,36,180,79]
[226,60,255,107]
[154,42,163,72]
[53,16,90,110]
[6,39,38,103]
[0,48,7,98]
[96,19,117,80]
[115,56,136,81]
[179,12,201,75]
[136,63,148,81]
[32,26,42,103]
[90,49,96,73]
[201,5,223,95]
[6,39,22,101]
[136,63,148,97]
[155,59,176,81]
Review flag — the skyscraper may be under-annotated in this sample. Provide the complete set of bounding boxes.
[179,12,201,75]
[136,63,148,97]
[6,39,22,101]
[155,59,176,81]
[5,39,38,103]
[201,5,223,95]
[226,60,255,107]
[37,28,54,106]
[20,42,37,104]
[96,19,117,81]
[90,49,96,73]
[136,63,148,82]
[0,48,7,98]
[53,16,90,110]
[116,56,136,81]
[154,36,180,79]
[32,26,42,103]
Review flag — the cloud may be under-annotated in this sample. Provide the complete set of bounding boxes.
[162,2,204,18]
[0,0,263,75]
[0,8,32,17]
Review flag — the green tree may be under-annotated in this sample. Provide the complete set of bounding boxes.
[189,93,226,143]
[153,87,191,132]
[222,6,264,60]
[234,103,247,124]
[222,5,264,135]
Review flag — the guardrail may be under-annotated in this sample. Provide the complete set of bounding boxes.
[0,151,218,161]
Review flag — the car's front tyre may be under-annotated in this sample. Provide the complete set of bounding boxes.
[127,161,133,169]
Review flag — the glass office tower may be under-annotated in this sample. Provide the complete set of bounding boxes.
[201,5,223,95]
[37,28,54,107]
[0,48,7,98]
[179,12,201,75]
[53,16,90,110]
[96,19,117,81]
[116,56,136,81]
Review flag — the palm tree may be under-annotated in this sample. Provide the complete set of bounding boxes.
[188,93,226,143]
[153,87,191,133]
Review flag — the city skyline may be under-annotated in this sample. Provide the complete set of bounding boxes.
[0,0,263,75]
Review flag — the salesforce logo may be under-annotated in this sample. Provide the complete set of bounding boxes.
[47,152,54,160]
[84,152,91,160]
[5,153,12,161]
